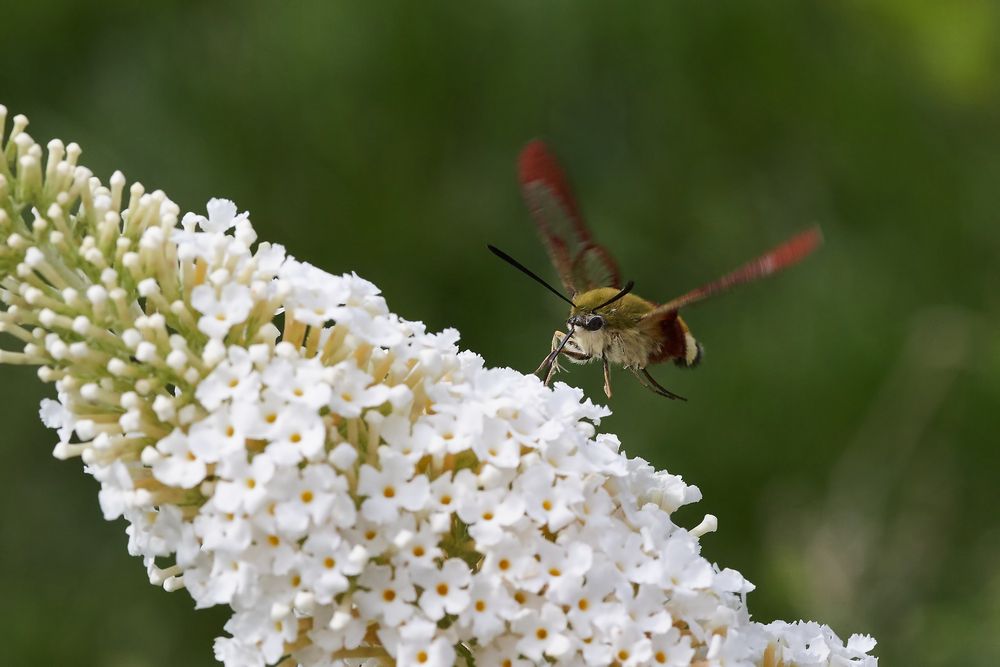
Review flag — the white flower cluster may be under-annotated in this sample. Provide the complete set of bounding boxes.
[0,107,877,667]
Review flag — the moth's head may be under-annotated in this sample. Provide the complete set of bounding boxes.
[567,284,638,332]
[568,311,607,332]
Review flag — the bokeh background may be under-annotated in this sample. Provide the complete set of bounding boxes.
[2,1,998,665]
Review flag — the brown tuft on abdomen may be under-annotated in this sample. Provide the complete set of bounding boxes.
[647,311,688,365]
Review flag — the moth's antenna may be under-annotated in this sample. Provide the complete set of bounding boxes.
[591,280,635,311]
[487,245,576,307]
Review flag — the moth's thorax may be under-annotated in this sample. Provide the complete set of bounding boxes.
[568,326,651,368]
[570,289,654,320]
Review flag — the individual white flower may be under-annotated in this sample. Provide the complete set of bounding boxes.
[260,357,331,410]
[425,468,476,516]
[307,604,367,653]
[393,520,444,570]
[470,423,522,468]
[39,397,74,442]
[212,452,277,514]
[474,636,535,667]
[300,527,366,603]
[186,549,259,609]
[225,607,298,664]
[649,627,696,666]
[195,347,262,411]
[606,623,654,667]
[191,283,255,339]
[396,617,457,667]
[214,636,265,667]
[244,528,299,577]
[357,450,430,524]
[657,531,716,592]
[619,583,673,636]
[556,562,621,637]
[263,403,326,465]
[355,565,417,628]
[90,460,138,521]
[188,408,247,463]
[512,602,573,661]
[525,539,591,601]
[517,461,583,532]
[458,575,518,643]
[277,259,351,326]
[273,464,354,537]
[147,430,206,488]
[417,557,471,621]
[326,361,392,418]
[848,634,878,655]
[479,534,537,585]
[196,506,253,553]
[182,197,247,233]
[705,627,768,666]
[345,517,394,561]
[457,486,526,547]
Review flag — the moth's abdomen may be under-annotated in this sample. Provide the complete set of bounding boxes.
[648,311,701,368]
[674,333,703,368]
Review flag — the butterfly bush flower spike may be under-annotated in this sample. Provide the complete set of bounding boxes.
[0,107,877,666]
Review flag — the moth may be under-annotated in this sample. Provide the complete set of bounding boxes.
[489,139,822,400]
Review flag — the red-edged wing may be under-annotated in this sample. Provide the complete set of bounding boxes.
[519,140,620,295]
[644,226,823,318]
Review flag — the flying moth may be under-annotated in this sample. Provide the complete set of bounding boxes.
[489,140,822,400]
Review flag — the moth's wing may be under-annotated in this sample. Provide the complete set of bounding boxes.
[519,140,621,294]
[643,226,823,319]
[570,242,619,294]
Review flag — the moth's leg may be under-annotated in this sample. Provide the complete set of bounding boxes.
[548,349,593,385]
[561,349,591,363]
[602,355,613,399]
[557,331,591,368]
[550,330,566,350]
[533,354,555,384]
[630,367,687,401]
[535,330,592,386]
[543,357,559,386]
[535,329,585,385]
[534,331,566,380]
[535,331,566,380]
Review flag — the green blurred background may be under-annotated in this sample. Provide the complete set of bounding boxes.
[2,1,998,664]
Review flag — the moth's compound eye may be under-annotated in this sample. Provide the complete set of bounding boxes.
[585,315,604,331]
